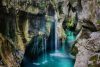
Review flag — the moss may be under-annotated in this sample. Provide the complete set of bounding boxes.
[51,0,56,5]
[97,0,100,4]
[46,16,51,22]
[96,20,100,24]
[50,0,56,9]
[89,55,98,61]
[66,17,75,28]
[89,55,99,67]
[38,1,46,10]
[70,45,78,56]
[38,35,42,46]
[45,15,52,36]
[88,63,99,67]
[99,56,100,61]
[69,0,77,4]
[46,22,52,36]
[67,19,73,27]
[88,64,98,67]
[58,2,63,14]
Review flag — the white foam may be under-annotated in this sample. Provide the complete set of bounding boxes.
[33,62,41,65]
[50,52,67,58]
[42,60,48,64]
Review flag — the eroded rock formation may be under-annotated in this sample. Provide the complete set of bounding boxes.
[0,0,100,67]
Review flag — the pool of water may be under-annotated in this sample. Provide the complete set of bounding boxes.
[22,50,75,67]
[22,29,76,67]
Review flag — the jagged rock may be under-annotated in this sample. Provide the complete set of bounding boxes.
[0,34,24,67]
[71,44,78,57]
[82,19,97,32]
[0,0,100,67]
[76,19,97,40]
[74,32,100,67]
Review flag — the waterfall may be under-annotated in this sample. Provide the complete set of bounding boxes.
[54,13,58,52]
[42,36,47,64]
[41,33,47,64]
[30,16,39,55]
[22,11,76,67]
[32,15,47,65]
[67,29,75,42]
[41,15,47,64]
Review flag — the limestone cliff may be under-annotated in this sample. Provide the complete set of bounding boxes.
[0,0,100,67]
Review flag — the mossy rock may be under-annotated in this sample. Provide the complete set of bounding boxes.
[39,4,44,9]
[96,20,100,24]
[99,56,100,61]
[70,45,78,56]
[69,0,77,4]
[97,0,100,4]
[38,1,46,10]
[66,17,75,28]
[88,62,100,67]
[88,55,99,67]
[89,55,98,61]
[88,64,98,67]
[46,16,51,22]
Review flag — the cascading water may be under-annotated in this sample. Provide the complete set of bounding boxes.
[32,15,48,65]
[50,13,67,57]
[54,13,58,52]
[41,16,48,64]
[44,36,47,63]
[22,13,76,67]
[67,29,76,47]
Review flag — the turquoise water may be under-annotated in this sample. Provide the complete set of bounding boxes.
[34,52,74,67]
[22,51,75,67]
[22,29,75,67]
[67,29,76,41]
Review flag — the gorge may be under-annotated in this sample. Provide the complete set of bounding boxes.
[0,0,100,67]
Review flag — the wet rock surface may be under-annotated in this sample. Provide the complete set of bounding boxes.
[74,32,100,67]
[0,0,100,67]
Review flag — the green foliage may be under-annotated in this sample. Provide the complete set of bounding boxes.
[89,55,98,61]
[51,0,56,5]
[50,0,56,8]
[66,17,75,28]
[38,1,46,10]
[67,19,73,27]
[88,63,99,67]
[69,0,77,4]
[88,55,99,67]
[70,45,78,56]
[88,64,97,67]
[96,20,100,24]
[46,16,51,22]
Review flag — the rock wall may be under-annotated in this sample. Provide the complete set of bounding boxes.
[75,32,100,67]
[74,0,100,67]
[0,0,100,67]
[0,0,67,67]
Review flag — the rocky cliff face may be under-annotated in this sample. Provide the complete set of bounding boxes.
[0,0,100,67]
[74,0,100,67]
[0,0,67,67]
[74,32,100,67]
